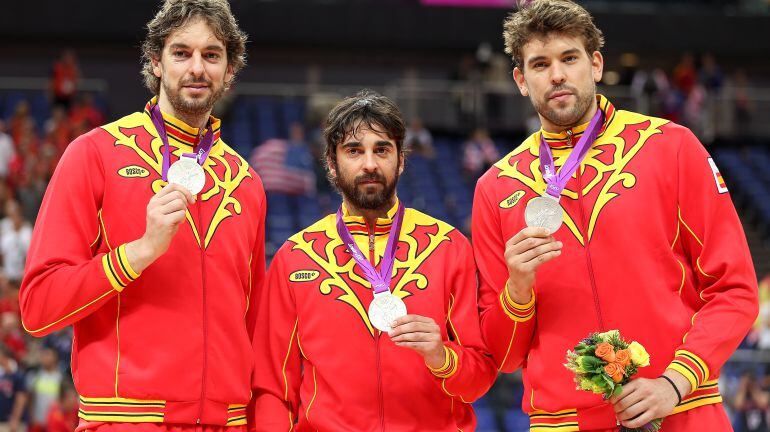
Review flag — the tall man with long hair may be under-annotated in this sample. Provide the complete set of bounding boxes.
[20,1,266,431]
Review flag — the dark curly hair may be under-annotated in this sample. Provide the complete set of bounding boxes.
[140,0,247,95]
[322,90,406,179]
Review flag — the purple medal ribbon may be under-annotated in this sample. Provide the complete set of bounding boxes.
[336,203,405,294]
[539,108,605,199]
[149,104,216,181]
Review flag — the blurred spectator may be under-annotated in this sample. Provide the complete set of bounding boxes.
[0,274,16,317]
[485,52,511,86]
[462,128,499,179]
[0,201,32,284]
[0,122,15,181]
[44,382,77,432]
[484,52,511,127]
[50,50,80,111]
[307,119,334,198]
[683,83,708,140]
[475,41,493,74]
[43,107,71,155]
[404,118,435,159]
[731,70,754,136]
[673,52,698,97]
[8,102,36,146]
[0,313,26,364]
[42,330,72,378]
[250,123,316,196]
[285,122,315,183]
[7,128,40,191]
[25,348,62,432]
[757,275,770,350]
[453,54,482,126]
[16,161,48,224]
[0,343,26,432]
[69,94,105,131]
[0,185,10,217]
[627,66,681,123]
[648,68,683,123]
[700,53,724,94]
[732,371,769,432]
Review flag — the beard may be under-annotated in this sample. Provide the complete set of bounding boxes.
[162,75,225,119]
[334,167,399,211]
[531,81,596,128]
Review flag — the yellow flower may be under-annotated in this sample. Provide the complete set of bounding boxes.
[628,341,650,367]
[597,330,620,342]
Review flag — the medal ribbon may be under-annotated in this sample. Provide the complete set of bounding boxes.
[538,108,604,199]
[149,104,216,182]
[336,203,405,295]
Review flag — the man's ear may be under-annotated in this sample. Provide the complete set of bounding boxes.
[151,55,162,78]
[224,64,235,90]
[591,51,604,83]
[513,67,529,97]
[326,155,337,179]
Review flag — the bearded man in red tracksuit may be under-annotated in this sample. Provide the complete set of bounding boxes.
[20,1,266,431]
[473,1,758,431]
[251,91,496,431]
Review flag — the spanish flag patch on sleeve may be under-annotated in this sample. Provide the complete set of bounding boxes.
[707,157,728,194]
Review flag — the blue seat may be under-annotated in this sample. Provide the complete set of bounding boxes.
[268,229,295,245]
[473,406,497,432]
[281,99,305,133]
[252,98,279,142]
[3,92,25,121]
[30,91,50,130]
[504,409,531,432]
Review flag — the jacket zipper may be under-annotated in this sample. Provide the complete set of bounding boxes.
[367,220,385,432]
[197,188,209,423]
[375,333,385,432]
[573,131,605,330]
[369,227,376,264]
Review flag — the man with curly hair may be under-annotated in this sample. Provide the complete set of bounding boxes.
[20,1,266,431]
[251,91,496,431]
[473,0,758,430]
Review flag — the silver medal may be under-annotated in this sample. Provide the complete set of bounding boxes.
[368,292,407,332]
[524,195,564,233]
[167,157,206,195]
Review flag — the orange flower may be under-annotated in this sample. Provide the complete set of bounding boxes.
[615,349,631,367]
[604,363,624,383]
[595,342,616,362]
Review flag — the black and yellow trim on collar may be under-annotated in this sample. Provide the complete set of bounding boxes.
[143,97,222,148]
[341,199,400,236]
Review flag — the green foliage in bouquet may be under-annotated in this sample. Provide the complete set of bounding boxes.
[565,330,660,432]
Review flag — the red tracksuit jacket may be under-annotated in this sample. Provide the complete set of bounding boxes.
[20,100,266,429]
[472,95,758,430]
[251,201,497,431]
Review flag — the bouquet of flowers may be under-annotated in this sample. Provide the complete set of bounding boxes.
[565,330,661,432]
